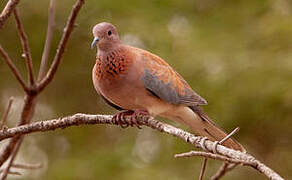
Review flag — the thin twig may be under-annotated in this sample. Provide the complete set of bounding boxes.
[0,137,19,167]
[211,163,237,180]
[0,95,36,167]
[207,127,240,179]
[0,113,285,180]
[179,126,241,178]
[38,0,56,81]
[0,44,29,93]
[199,158,208,180]
[12,163,42,170]
[37,0,85,92]
[0,169,21,176]
[0,139,22,180]
[219,127,240,145]
[0,97,14,129]
[0,0,20,29]
[13,9,35,86]
[212,162,228,180]
[175,151,254,166]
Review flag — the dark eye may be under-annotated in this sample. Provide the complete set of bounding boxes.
[108,30,112,36]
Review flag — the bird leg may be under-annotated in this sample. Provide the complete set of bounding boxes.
[130,110,150,129]
[112,110,150,129]
[113,110,133,128]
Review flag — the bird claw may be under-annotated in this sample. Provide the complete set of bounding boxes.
[113,110,132,128]
[129,115,142,129]
[112,110,149,129]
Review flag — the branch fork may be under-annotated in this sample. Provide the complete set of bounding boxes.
[175,127,241,179]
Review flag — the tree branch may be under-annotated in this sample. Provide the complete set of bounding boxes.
[0,44,29,93]
[0,94,36,166]
[211,163,237,180]
[13,9,35,86]
[0,113,284,180]
[0,1,85,176]
[0,97,14,129]
[36,0,85,92]
[0,169,21,176]
[181,127,240,180]
[0,0,20,29]
[37,0,56,81]
[0,139,22,180]
[175,151,252,166]
[12,163,42,170]
[199,158,208,180]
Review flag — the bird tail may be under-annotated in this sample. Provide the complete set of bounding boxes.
[165,106,245,152]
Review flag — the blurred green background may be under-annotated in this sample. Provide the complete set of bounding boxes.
[0,0,292,179]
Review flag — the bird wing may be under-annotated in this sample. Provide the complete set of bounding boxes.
[140,50,207,106]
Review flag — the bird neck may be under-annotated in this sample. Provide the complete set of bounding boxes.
[97,43,123,61]
[97,39,122,52]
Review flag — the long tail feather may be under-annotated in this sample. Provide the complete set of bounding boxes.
[189,106,244,151]
[164,106,245,152]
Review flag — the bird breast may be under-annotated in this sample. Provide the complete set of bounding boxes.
[92,51,145,110]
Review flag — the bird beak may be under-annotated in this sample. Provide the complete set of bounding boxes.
[91,37,99,49]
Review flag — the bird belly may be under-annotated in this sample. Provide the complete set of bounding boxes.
[93,68,144,110]
[98,80,144,110]
[95,74,173,115]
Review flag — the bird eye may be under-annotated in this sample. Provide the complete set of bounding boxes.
[108,30,112,36]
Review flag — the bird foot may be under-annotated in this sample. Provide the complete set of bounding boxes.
[113,110,149,129]
[113,110,133,128]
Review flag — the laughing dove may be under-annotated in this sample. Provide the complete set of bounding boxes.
[91,22,244,151]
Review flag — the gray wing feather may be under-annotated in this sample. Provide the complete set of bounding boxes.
[142,69,207,106]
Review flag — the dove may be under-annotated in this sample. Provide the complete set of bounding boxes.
[91,22,244,151]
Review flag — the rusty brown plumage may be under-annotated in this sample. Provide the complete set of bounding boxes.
[94,49,131,80]
[91,22,244,151]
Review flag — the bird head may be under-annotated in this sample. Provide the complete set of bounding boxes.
[91,22,121,51]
